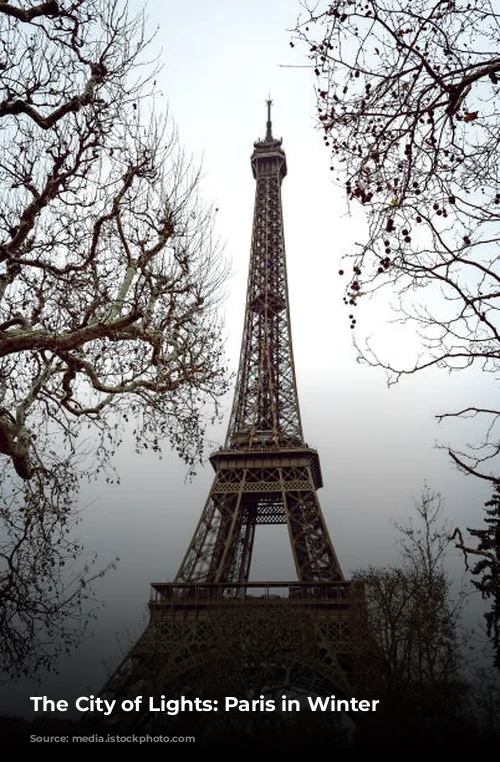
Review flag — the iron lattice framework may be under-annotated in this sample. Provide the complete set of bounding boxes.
[227,105,301,450]
[175,102,342,586]
[92,105,355,734]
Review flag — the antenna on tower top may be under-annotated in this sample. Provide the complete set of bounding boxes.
[265,96,273,141]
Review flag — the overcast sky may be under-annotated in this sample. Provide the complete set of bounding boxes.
[2,0,496,718]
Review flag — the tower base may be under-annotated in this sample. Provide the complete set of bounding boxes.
[91,581,359,738]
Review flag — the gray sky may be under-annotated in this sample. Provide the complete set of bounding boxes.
[1,0,496,719]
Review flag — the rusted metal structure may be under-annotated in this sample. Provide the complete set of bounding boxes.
[95,104,355,732]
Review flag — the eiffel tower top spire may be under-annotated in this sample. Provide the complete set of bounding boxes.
[265,96,273,141]
[253,97,285,157]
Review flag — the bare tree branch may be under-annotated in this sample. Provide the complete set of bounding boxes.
[451,527,499,570]
[0,1,61,24]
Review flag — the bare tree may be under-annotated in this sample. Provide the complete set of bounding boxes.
[350,488,471,746]
[0,459,118,680]
[0,1,228,678]
[293,0,500,481]
[0,0,229,485]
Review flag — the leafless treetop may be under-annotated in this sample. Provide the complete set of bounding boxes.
[294,0,500,480]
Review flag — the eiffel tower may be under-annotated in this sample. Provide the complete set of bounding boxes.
[92,102,356,736]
